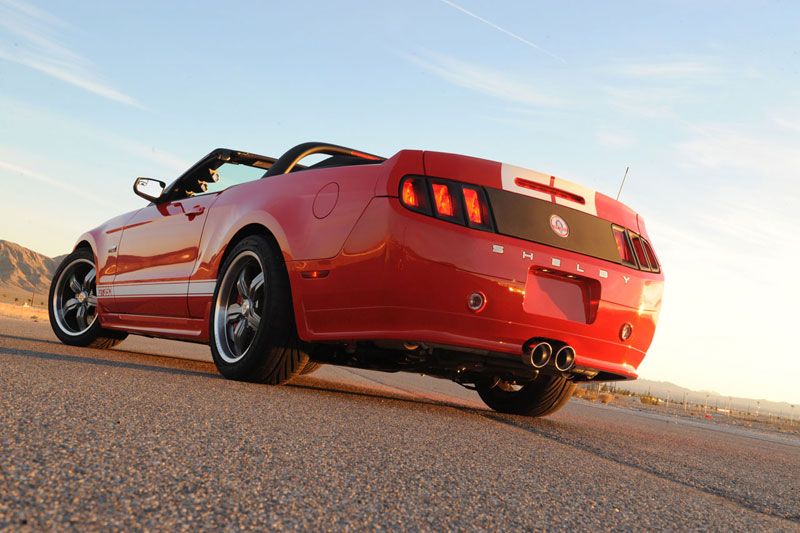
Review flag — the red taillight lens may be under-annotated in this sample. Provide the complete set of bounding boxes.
[642,240,659,272]
[402,180,419,207]
[399,177,431,215]
[629,234,651,271]
[463,188,482,225]
[432,183,454,217]
[613,226,637,266]
[399,176,492,231]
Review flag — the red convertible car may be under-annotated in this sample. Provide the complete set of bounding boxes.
[49,142,663,416]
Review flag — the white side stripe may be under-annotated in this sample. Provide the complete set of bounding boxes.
[96,280,216,298]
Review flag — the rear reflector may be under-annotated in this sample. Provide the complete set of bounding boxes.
[432,183,455,217]
[301,270,330,279]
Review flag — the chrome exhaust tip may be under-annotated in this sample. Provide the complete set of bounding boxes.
[554,345,576,372]
[527,342,553,369]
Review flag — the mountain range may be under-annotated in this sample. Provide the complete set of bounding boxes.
[606,378,796,418]
[0,239,66,293]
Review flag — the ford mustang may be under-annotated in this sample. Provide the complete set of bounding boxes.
[49,142,664,417]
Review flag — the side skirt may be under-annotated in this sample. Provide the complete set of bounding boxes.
[100,313,210,343]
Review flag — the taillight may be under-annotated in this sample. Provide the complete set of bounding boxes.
[431,182,455,217]
[399,176,431,215]
[629,233,651,271]
[642,240,660,273]
[402,180,419,207]
[612,226,637,266]
[398,176,494,232]
[462,186,493,231]
[463,188,482,224]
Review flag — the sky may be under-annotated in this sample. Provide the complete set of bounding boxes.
[1,0,798,404]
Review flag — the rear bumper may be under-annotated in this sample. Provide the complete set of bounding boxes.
[289,197,662,380]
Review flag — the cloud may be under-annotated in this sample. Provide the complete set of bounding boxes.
[612,60,721,79]
[595,130,636,149]
[406,52,563,108]
[672,125,800,259]
[0,159,112,207]
[678,128,800,182]
[604,86,685,119]
[0,95,190,173]
[435,0,566,63]
[0,0,143,108]
[772,113,800,133]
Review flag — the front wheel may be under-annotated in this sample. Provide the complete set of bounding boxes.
[476,374,576,417]
[209,235,309,384]
[48,248,127,348]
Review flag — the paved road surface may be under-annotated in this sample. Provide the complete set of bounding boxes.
[1,317,798,530]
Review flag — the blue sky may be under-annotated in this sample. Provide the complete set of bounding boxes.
[1,0,799,404]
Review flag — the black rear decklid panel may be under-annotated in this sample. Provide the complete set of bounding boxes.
[486,188,620,265]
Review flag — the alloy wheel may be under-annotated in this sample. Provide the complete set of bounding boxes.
[214,251,265,363]
[52,258,98,336]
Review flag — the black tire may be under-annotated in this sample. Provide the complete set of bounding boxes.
[48,248,128,348]
[300,361,322,375]
[476,374,576,417]
[209,235,309,384]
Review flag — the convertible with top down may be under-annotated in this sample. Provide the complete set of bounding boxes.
[49,141,664,417]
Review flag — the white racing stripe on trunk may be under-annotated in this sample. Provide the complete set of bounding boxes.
[501,163,598,216]
[96,280,216,298]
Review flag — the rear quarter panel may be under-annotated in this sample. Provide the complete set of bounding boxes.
[189,151,425,318]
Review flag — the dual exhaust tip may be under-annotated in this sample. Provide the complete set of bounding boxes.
[525,340,575,372]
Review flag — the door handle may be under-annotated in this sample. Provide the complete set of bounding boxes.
[184,205,205,217]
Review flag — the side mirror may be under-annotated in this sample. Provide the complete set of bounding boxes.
[133,177,166,203]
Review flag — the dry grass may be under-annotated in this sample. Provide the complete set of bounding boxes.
[0,302,47,321]
[598,392,614,404]
[575,387,616,405]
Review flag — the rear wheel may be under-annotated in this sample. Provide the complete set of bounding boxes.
[209,235,309,384]
[476,374,576,417]
[48,248,127,348]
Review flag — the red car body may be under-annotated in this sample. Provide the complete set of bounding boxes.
[73,145,662,383]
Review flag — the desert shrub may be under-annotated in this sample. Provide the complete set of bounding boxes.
[640,395,660,406]
[599,392,614,404]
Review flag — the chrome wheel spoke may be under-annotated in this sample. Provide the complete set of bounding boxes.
[83,268,96,289]
[68,274,82,294]
[63,298,80,314]
[227,303,243,323]
[236,270,249,299]
[231,319,248,354]
[246,311,260,329]
[75,306,88,330]
[86,294,97,308]
[248,272,264,299]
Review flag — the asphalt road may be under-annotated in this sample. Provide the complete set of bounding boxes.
[1,317,798,531]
